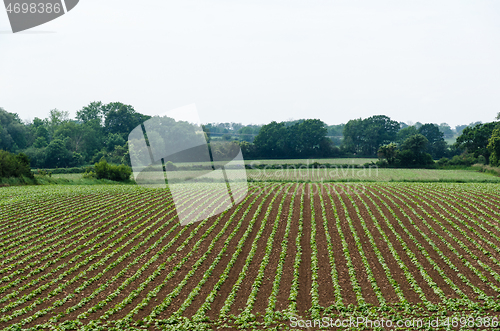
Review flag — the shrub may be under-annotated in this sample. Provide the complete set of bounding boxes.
[94,158,132,181]
[378,143,398,165]
[449,154,477,166]
[395,150,434,168]
[437,157,449,166]
[490,154,499,167]
[83,170,96,179]
[0,150,34,179]
[165,161,177,171]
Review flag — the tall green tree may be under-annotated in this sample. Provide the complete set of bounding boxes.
[103,103,150,138]
[377,143,397,165]
[45,138,72,168]
[52,121,103,163]
[342,115,399,156]
[396,126,418,144]
[418,123,447,158]
[0,108,28,152]
[455,122,497,161]
[487,127,500,166]
[285,119,331,157]
[47,109,69,138]
[252,119,333,158]
[76,101,104,125]
[401,134,429,155]
[252,121,287,158]
[397,134,434,167]
[341,118,364,154]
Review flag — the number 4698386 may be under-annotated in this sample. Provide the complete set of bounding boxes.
[6,3,61,14]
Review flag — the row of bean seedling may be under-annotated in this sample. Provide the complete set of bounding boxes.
[52,186,226,323]
[1,188,201,326]
[159,185,279,324]
[372,186,486,309]
[388,185,500,303]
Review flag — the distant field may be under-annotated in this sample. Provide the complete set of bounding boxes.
[51,173,84,180]
[53,168,500,183]
[170,158,378,168]
[246,168,500,182]
[244,158,377,165]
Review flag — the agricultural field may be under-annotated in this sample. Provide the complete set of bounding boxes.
[247,168,500,183]
[51,174,86,181]
[243,158,378,166]
[52,167,500,184]
[2,182,500,330]
[171,158,378,168]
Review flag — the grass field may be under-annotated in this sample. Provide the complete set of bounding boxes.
[244,158,378,165]
[247,168,500,183]
[2,182,500,330]
[170,158,378,168]
[52,167,500,184]
[51,173,85,180]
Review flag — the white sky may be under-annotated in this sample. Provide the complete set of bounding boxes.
[1,0,499,127]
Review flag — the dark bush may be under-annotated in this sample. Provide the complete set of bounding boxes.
[437,157,449,166]
[94,158,132,181]
[165,161,177,171]
[393,150,434,168]
[449,154,477,166]
[477,155,487,165]
[0,150,34,179]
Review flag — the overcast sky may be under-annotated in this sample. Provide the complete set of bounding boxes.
[1,0,499,127]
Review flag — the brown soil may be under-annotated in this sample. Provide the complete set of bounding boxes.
[202,185,280,319]
[137,186,275,320]
[3,183,500,329]
[310,187,338,309]
[348,188,422,305]
[384,185,500,296]
[274,184,304,311]
[358,185,443,303]
[319,185,358,307]
[5,194,174,328]
[328,186,379,306]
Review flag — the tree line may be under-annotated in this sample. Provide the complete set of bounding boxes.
[0,101,497,170]
[376,115,500,167]
[0,102,149,168]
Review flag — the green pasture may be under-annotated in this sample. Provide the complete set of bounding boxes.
[247,167,500,182]
[48,167,500,184]
[244,158,377,165]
